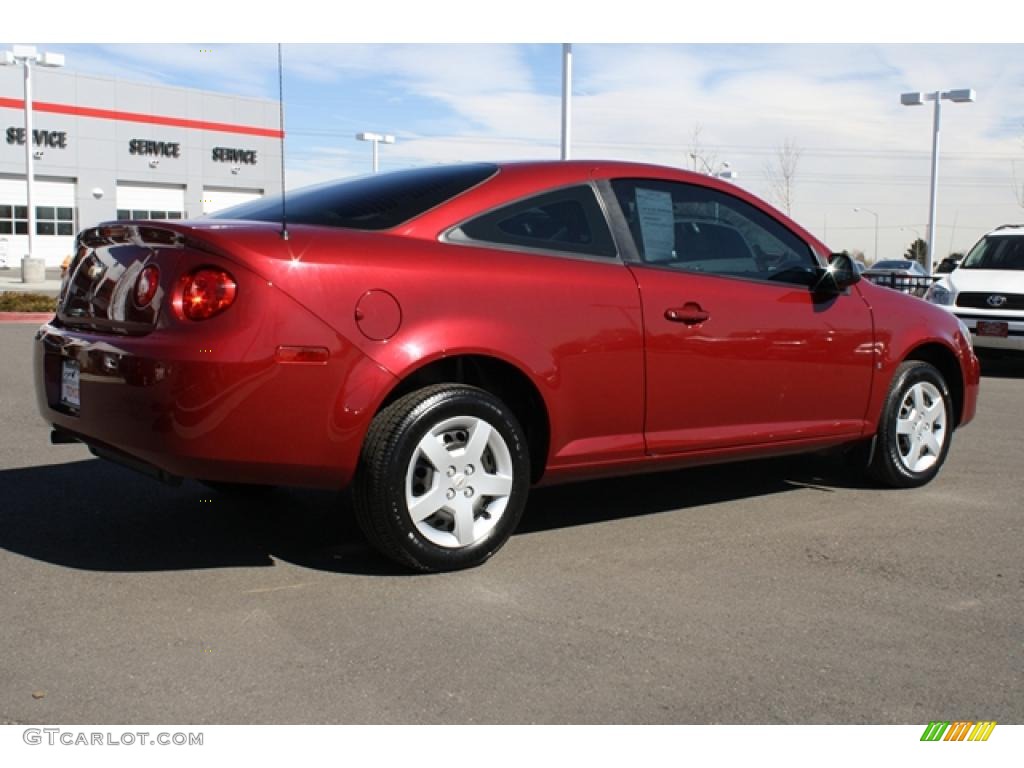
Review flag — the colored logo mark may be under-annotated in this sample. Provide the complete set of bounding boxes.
[920,721,996,742]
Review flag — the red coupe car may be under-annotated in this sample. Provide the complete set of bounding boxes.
[34,161,980,571]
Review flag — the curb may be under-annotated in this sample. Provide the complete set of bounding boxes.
[0,312,54,324]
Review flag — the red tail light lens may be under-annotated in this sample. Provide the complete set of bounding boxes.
[133,264,160,308]
[175,267,237,321]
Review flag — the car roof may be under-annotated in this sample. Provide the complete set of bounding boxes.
[485,159,726,191]
[987,225,1024,237]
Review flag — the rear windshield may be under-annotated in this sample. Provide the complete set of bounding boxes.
[961,235,1024,270]
[212,163,498,230]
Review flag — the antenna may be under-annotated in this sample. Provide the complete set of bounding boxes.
[277,43,289,241]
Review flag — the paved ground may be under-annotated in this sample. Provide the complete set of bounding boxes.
[0,267,62,296]
[0,323,1021,724]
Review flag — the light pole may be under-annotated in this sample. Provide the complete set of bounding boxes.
[561,43,572,160]
[900,88,976,273]
[2,45,65,262]
[853,206,879,263]
[900,227,923,265]
[355,132,395,174]
[900,225,923,244]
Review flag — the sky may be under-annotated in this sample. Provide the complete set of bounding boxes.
[7,19,1024,262]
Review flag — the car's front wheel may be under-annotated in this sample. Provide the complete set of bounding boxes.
[353,384,530,572]
[868,360,953,487]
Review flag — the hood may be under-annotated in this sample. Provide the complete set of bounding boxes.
[944,267,1024,294]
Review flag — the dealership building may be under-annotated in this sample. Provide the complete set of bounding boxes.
[0,65,283,267]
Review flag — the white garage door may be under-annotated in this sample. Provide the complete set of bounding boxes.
[0,175,77,268]
[115,183,186,221]
[202,187,264,216]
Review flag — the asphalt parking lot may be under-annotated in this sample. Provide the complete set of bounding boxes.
[0,323,1021,724]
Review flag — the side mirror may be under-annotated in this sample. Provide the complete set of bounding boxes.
[815,253,861,294]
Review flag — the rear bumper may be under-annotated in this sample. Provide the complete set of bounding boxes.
[34,320,396,489]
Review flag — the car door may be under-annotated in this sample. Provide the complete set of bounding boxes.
[444,182,647,468]
[604,177,875,455]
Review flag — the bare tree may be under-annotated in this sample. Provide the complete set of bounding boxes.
[1012,160,1024,209]
[764,137,802,216]
[687,123,719,175]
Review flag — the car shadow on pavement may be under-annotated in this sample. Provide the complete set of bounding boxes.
[977,353,1024,380]
[0,458,401,575]
[519,452,864,535]
[0,452,866,576]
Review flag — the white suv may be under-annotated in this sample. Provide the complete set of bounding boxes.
[925,225,1024,352]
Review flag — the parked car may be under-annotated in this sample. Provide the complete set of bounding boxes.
[863,259,935,296]
[34,161,980,571]
[934,254,963,274]
[868,259,930,276]
[925,224,1024,353]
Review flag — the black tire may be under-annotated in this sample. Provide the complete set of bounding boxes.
[353,384,530,572]
[868,360,954,488]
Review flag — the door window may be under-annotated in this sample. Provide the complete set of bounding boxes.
[611,179,819,285]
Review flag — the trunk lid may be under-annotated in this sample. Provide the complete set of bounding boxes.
[58,224,186,335]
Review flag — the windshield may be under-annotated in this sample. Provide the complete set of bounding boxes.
[961,235,1024,270]
[211,163,498,230]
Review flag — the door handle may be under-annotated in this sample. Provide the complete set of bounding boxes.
[665,302,709,324]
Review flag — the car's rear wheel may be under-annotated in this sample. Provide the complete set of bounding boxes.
[868,360,953,487]
[353,384,530,572]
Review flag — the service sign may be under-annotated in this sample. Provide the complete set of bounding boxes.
[129,139,181,158]
[6,127,68,148]
[212,147,257,164]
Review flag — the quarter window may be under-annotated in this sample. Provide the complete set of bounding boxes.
[611,179,819,284]
[452,185,617,258]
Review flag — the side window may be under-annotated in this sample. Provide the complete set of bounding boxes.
[611,179,819,284]
[452,185,617,258]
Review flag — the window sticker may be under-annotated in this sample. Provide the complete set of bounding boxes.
[634,188,675,262]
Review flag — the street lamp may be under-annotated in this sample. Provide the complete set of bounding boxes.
[355,131,395,174]
[561,43,572,161]
[900,88,976,273]
[853,206,879,262]
[2,45,65,263]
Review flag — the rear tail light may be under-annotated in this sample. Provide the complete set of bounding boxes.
[133,264,160,308]
[174,267,237,321]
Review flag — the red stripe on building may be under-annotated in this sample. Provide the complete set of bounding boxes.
[0,97,284,139]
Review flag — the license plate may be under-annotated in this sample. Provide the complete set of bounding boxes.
[976,321,1009,338]
[61,359,80,408]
